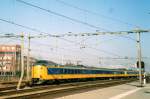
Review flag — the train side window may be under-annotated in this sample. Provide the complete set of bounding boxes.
[63,69,66,74]
[72,69,74,74]
[69,69,72,74]
[71,69,73,74]
[91,70,93,74]
[86,70,89,74]
[80,69,83,74]
[92,70,94,74]
[83,70,85,74]
[85,70,88,74]
[79,69,81,74]
[81,70,84,74]
[74,69,76,74]
[70,69,72,74]
[72,69,75,74]
[65,69,68,74]
[110,71,112,74]
[78,69,80,74]
[96,70,98,74]
[59,68,63,74]
[67,69,69,74]
[64,69,67,74]
[68,69,71,74]
[77,69,79,74]
[76,70,78,73]
[62,69,64,74]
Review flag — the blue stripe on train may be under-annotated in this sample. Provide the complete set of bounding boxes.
[47,68,126,74]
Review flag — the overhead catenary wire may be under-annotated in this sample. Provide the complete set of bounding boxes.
[14,0,140,57]
[2,16,147,61]
[0,18,47,35]
[0,18,123,57]
[4,31,119,59]
[16,0,109,31]
[55,0,139,28]
[30,41,99,58]
[56,37,122,57]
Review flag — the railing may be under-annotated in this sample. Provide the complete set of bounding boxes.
[0,71,22,82]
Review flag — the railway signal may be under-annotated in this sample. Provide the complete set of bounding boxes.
[136,61,145,69]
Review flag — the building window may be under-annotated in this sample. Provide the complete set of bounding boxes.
[2,47,5,50]
[11,47,15,51]
[7,47,10,51]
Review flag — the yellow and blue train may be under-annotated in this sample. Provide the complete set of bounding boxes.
[31,60,139,84]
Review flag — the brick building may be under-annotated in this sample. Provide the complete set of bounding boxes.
[0,45,21,73]
[0,45,36,73]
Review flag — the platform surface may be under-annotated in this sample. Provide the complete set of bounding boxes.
[56,81,150,99]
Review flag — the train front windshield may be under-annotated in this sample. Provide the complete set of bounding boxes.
[35,60,58,66]
[35,60,49,66]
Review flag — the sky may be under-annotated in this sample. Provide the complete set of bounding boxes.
[0,0,150,71]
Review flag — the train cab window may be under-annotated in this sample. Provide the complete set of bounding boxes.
[35,60,49,66]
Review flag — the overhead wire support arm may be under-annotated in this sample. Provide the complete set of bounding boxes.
[53,28,150,87]
[53,29,150,37]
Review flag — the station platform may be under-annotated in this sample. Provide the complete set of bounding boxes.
[56,81,150,99]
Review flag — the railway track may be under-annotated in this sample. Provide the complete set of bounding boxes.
[0,79,119,92]
[0,79,137,99]
[0,81,27,91]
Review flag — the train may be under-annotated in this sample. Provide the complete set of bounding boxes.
[31,60,139,84]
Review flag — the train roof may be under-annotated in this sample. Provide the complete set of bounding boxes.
[35,60,137,72]
[47,65,137,72]
[35,60,58,66]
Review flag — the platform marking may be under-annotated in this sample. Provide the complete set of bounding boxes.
[109,88,141,99]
